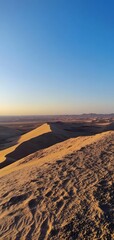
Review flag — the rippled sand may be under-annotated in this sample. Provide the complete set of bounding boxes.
[0,130,114,239]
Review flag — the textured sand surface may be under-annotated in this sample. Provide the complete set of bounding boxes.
[1,121,114,169]
[0,130,114,240]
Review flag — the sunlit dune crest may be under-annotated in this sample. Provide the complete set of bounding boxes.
[0,129,113,178]
[0,123,51,164]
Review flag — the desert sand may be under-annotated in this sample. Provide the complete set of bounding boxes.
[1,121,114,169]
[0,122,114,239]
[0,123,52,167]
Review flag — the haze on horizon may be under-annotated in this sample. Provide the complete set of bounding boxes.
[0,0,114,115]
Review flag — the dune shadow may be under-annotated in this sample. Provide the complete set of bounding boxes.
[50,122,114,138]
[0,135,21,151]
[0,122,114,169]
[0,132,66,169]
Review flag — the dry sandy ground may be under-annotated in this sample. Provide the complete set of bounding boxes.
[0,129,114,239]
[0,124,52,167]
[1,121,114,169]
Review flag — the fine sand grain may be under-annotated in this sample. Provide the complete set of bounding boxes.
[0,130,114,239]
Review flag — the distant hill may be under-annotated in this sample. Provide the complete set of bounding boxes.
[0,113,114,123]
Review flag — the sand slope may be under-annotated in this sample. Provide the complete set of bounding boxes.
[0,122,112,169]
[0,123,51,165]
[0,130,113,178]
[0,131,114,239]
[1,121,114,169]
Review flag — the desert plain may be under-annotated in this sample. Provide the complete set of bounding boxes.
[0,115,114,240]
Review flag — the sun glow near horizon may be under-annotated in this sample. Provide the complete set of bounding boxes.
[0,0,114,115]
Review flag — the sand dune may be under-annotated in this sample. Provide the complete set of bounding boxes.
[0,122,71,168]
[0,130,113,178]
[1,121,114,170]
[0,123,51,166]
[0,130,114,239]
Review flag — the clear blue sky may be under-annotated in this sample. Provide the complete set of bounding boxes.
[0,0,114,115]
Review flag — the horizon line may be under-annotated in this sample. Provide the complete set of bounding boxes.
[0,113,114,117]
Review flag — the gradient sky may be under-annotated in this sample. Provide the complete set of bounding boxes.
[0,0,114,115]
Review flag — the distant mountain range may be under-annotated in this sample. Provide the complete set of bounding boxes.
[0,113,114,122]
